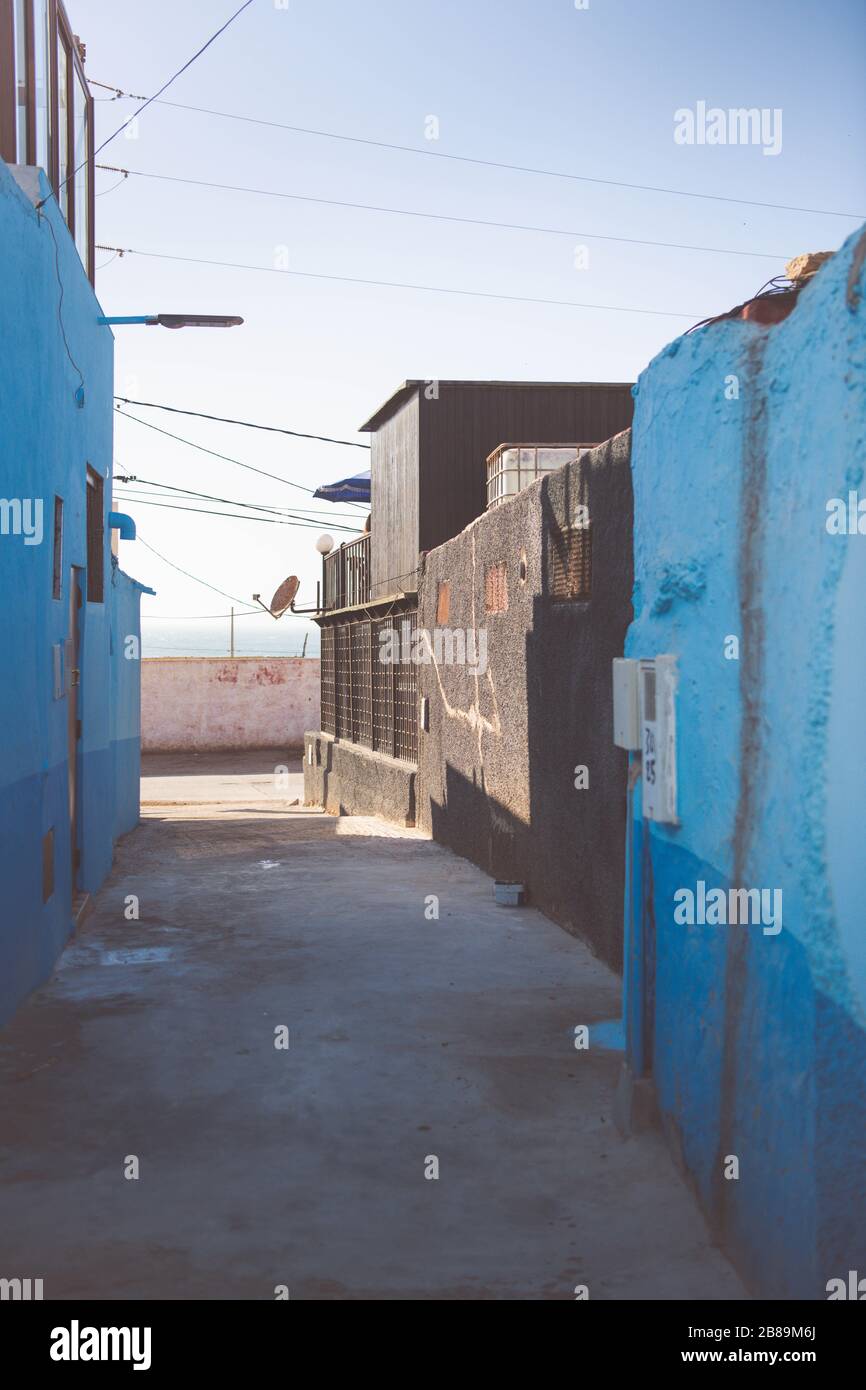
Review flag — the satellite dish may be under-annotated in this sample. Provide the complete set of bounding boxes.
[269,575,300,618]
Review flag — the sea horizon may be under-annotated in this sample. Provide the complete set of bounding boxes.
[141,616,321,660]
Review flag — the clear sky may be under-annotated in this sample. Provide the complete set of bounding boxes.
[72,0,866,631]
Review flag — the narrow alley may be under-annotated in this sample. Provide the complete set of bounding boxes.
[0,753,744,1301]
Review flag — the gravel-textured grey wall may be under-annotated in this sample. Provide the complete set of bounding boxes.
[304,732,417,827]
[417,430,633,970]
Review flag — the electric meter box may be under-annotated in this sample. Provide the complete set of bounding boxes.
[612,658,641,750]
[639,655,678,824]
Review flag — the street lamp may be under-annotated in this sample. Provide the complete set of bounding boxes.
[97,314,244,329]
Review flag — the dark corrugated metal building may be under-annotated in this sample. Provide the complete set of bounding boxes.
[360,380,634,600]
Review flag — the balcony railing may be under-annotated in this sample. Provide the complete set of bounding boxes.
[322,532,371,612]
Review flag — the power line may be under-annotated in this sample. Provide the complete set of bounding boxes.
[94,164,790,263]
[115,494,358,531]
[37,3,256,213]
[104,247,703,319]
[115,488,359,529]
[90,80,148,101]
[95,173,129,197]
[136,535,258,608]
[93,4,255,154]
[142,610,299,620]
[40,213,85,395]
[114,396,370,450]
[134,97,862,222]
[114,475,361,522]
[114,408,368,505]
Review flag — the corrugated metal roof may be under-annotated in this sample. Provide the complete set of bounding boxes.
[358,379,634,433]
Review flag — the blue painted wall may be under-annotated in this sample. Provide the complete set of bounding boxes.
[626,225,866,1297]
[111,562,149,841]
[0,159,147,1026]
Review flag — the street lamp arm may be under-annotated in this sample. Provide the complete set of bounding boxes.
[98,314,244,329]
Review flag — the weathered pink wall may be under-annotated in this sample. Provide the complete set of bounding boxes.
[142,657,320,751]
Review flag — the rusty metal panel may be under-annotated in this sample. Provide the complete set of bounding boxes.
[550,524,592,602]
[484,562,508,614]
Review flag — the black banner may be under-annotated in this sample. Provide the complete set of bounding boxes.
[2,1299,860,1374]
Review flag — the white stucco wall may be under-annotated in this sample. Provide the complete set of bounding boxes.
[142,657,320,751]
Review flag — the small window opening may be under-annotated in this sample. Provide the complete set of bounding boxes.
[436,581,451,625]
[86,465,104,602]
[485,562,508,614]
[52,495,63,598]
[550,525,592,602]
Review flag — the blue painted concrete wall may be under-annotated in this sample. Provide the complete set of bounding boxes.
[0,159,146,1025]
[626,225,866,1298]
[111,561,148,841]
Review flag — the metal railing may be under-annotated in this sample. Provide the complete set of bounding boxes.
[320,611,418,763]
[322,532,371,611]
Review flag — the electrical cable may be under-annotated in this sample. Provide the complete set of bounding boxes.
[93,164,790,262]
[96,174,129,197]
[114,475,361,521]
[136,535,258,608]
[37,3,256,212]
[114,396,370,449]
[142,610,289,620]
[131,97,862,222]
[115,488,361,526]
[114,408,368,505]
[90,80,148,100]
[103,246,703,319]
[114,494,359,531]
[39,212,85,396]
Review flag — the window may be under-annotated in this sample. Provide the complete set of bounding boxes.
[52,495,63,598]
[85,466,103,602]
[13,0,28,159]
[486,443,597,510]
[56,23,70,219]
[550,525,592,603]
[485,562,508,614]
[0,2,93,281]
[72,64,89,268]
[33,0,50,172]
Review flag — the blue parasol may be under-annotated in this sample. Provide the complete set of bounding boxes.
[313,469,371,504]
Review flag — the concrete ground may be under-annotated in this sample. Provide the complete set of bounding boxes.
[0,751,746,1300]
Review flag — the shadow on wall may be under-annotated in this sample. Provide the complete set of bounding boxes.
[421,431,633,970]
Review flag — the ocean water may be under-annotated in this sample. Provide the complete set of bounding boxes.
[142,617,320,659]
